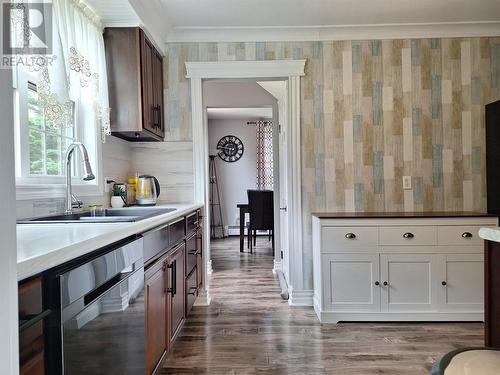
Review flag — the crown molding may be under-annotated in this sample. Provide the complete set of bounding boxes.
[166,21,500,43]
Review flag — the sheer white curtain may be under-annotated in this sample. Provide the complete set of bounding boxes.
[39,0,110,141]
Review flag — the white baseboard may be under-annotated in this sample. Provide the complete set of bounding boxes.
[194,287,211,306]
[272,259,282,274]
[315,310,484,324]
[288,289,314,306]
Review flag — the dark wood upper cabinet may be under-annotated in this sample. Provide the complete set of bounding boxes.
[104,27,165,142]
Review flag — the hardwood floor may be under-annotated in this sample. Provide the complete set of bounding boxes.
[161,236,483,374]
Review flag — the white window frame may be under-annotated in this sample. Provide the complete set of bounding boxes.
[13,66,103,200]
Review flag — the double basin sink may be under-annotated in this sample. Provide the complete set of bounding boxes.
[18,207,177,224]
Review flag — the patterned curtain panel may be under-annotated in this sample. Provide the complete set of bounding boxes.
[256,121,273,190]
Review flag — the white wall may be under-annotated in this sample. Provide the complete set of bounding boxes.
[208,119,259,228]
[0,68,20,374]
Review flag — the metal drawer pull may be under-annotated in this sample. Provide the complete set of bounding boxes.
[462,232,473,238]
[345,233,356,239]
[403,232,414,239]
[383,281,389,286]
[188,249,200,256]
[188,287,197,296]
[19,309,51,333]
[374,281,380,286]
[442,281,447,286]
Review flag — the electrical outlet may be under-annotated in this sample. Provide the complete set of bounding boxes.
[403,176,412,190]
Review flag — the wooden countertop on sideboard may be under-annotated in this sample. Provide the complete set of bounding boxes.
[311,211,495,219]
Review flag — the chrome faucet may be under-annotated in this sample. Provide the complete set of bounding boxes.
[65,142,95,214]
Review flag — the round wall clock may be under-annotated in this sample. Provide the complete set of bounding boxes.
[216,135,244,162]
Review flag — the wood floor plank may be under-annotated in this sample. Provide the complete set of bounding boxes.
[160,236,483,374]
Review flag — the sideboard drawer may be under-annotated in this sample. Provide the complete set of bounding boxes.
[437,226,484,246]
[379,226,437,246]
[322,227,378,250]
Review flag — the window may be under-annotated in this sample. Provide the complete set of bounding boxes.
[27,82,76,177]
[13,66,102,199]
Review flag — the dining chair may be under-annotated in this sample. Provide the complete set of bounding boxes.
[246,189,274,254]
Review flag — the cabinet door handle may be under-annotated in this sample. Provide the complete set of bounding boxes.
[462,232,472,238]
[345,233,356,239]
[374,281,380,286]
[151,105,157,128]
[166,262,173,293]
[188,250,200,256]
[19,309,51,333]
[383,281,389,286]
[403,232,414,239]
[172,259,177,296]
[442,281,447,286]
[188,287,197,296]
[156,105,162,129]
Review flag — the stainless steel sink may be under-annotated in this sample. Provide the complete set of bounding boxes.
[18,207,177,224]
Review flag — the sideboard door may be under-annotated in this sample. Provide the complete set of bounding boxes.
[322,254,380,312]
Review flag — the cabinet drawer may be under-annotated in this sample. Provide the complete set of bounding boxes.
[186,268,198,315]
[321,227,378,250]
[19,276,45,375]
[169,218,186,247]
[185,234,198,276]
[437,226,484,246]
[186,211,199,234]
[19,277,42,318]
[379,226,437,246]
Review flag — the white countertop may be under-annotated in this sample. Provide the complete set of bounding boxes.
[17,203,203,281]
[479,227,500,243]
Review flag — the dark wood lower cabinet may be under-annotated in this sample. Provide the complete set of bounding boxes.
[19,276,46,375]
[145,256,169,374]
[169,244,186,340]
[186,268,198,315]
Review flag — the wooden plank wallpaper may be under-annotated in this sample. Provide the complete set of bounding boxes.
[163,38,500,288]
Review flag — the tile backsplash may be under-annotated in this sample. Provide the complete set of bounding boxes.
[15,136,193,219]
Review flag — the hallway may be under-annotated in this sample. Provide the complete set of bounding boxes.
[161,236,483,374]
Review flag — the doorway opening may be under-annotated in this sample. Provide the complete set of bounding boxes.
[204,79,285,297]
[186,59,305,306]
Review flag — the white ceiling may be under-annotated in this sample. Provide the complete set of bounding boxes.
[161,0,500,28]
[86,0,140,27]
[86,0,500,43]
[257,81,286,103]
[207,107,273,120]
[86,0,169,52]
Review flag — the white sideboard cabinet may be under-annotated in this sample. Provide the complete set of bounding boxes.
[312,212,498,323]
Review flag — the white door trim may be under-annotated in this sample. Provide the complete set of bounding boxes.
[186,59,306,306]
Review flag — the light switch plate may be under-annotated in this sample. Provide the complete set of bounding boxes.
[403,176,412,190]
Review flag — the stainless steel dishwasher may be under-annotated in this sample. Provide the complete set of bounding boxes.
[58,237,145,375]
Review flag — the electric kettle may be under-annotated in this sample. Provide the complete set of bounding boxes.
[136,175,160,206]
